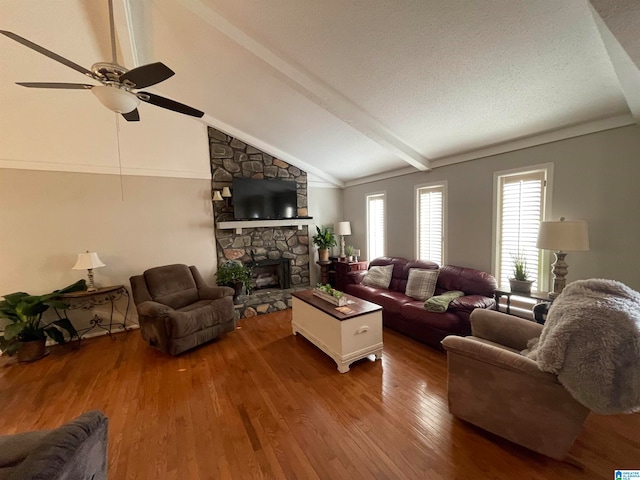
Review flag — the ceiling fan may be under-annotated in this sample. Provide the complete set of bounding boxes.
[0,0,204,122]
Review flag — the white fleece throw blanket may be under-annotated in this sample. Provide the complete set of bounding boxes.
[526,279,640,414]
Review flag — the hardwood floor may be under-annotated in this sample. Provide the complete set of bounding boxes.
[1,310,638,479]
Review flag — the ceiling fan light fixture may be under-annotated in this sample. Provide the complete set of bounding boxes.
[92,85,139,113]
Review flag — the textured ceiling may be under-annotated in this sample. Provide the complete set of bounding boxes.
[1,0,637,186]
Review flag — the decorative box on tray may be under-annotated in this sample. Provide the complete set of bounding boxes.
[313,288,348,306]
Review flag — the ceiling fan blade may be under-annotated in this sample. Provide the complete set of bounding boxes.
[16,82,94,89]
[0,30,95,79]
[137,92,204,118]
[122,109,140,122]
[119,63,175,89]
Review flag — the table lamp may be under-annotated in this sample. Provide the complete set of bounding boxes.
[335,221,352,258]
[72,251,105,292]
[536,217,589,298]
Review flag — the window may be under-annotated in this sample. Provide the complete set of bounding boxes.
[366,192,386,260]
[416,183,446,265]
[495,168,549,289]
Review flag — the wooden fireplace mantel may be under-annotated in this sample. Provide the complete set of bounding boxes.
[217,218,314,234]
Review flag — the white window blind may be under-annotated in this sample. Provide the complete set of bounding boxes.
[497,170,546,289]
[417,185,444,265]
[367,193,385,260]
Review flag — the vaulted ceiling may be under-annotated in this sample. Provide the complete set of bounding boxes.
[1,0,639,187]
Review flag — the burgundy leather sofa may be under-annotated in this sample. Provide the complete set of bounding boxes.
[344,257,497,348]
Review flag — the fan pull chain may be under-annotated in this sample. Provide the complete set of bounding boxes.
[115,114,124,202]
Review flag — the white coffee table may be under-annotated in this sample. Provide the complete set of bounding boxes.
[291,290,383,373]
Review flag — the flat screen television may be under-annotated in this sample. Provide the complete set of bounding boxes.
[232,178,298,220]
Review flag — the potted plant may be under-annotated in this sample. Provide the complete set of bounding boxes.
[312,226,337,262]
[345,245,354,262]
[215,261,252,298]
[313,283,347,306]
[509,252,534,293]
[0,279,87,362]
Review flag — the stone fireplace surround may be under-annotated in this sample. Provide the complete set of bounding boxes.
[208,127,311,319]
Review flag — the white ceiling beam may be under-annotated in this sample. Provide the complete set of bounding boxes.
[175,0,431,172]
[109,0,139,68]
[588,3,640,125]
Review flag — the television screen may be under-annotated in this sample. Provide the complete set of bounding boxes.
[232,178,298,220]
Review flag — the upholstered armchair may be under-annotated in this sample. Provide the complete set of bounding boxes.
[130,264,235,355]
[441,309,589,460]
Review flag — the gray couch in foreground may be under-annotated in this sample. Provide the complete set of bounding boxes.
[0,410,108,480]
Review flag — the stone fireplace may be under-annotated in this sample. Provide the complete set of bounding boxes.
[208,127,311,318]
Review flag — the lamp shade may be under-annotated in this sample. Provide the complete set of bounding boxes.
[537,218,589,252]
[92,86,140,113]
[212,190,223,201]
[221,187,232,197]
[335,221,352,236]
[72,252,106,270]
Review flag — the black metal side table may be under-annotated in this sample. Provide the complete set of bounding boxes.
[494,287,553,315]
[58,285,131,340]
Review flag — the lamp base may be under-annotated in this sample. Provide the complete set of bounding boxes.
[550,251,569,297]
[87,268,97,292]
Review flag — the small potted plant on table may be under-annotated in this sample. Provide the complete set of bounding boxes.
[509,252,534,293]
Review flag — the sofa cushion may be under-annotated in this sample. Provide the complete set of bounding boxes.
[171,297,234,338]
[361,265,394,289]
[405,269,439,301]
[345,284,385,305]
[401,301,465,331]
[373,291,414,315]
[449,295,496,313]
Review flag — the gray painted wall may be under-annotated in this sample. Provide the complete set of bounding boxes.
[344,125,640,290]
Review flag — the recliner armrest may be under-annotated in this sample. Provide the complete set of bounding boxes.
[470,309,543,351]
[345,271,366,285]
[199,286,235,300]
[136,300,173,317]
[442,335,556,382]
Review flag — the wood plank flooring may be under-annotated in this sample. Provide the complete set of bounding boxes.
[1,310,638,479]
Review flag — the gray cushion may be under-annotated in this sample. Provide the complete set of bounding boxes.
[7,411,108,480]
[144,264,199,309]
[361,265,394,289]
[0,431,49,468]
[405,268,439,301]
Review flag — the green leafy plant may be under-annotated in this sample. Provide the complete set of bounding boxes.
[345,245,354,256]
[315,283,344,299]
[215,262,252,289]
[312,226,337,249]
[0,279,87,356]
[511,251,530,281]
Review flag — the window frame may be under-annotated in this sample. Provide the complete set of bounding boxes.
[414,181,447,265]
[492,164,553,291]
[366,191,387,261]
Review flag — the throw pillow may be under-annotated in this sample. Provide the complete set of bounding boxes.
[361,265,394,289]
[405,269,439,301]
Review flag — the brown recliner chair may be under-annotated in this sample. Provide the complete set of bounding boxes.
[441,309,589,460]
[130,264,235,355]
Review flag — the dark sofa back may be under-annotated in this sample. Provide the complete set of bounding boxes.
[367,257,496,297]
[436,265,497,297]
[369,257,439,292]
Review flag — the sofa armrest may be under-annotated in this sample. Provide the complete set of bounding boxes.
[442,335,555,382]
[448,295,495,313]
[470,309,543,351]
[136,300,173,317]
[199,286,234,300]
[345,271,367,285]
